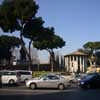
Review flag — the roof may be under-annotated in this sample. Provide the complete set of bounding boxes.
[64,51,88,57]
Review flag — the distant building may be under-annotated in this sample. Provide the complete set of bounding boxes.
[12,47,40,65]
[64,50,88,73]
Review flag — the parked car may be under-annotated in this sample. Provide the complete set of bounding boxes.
[57,74,81,84]
[15,70,32,82]
[56,73,75,83]
[79,73,100,89]
[26,73,69,90]
[74,74,87,82]
[0,70,21,85]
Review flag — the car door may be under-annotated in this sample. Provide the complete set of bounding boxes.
[95,75,100,88]
[44,75,60,88]
[90,75,100,88]
[2,71,10,84]
[38,75,60,88]
[37,76,50,88]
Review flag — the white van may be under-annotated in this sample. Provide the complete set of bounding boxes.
[15,70,32,82]
[0,70,20,85]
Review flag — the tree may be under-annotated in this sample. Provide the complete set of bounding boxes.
[0,35,21,65]
[33,30,65,72]
[0,0,65,71]
[0,0,39,70]
[23,17,44,64]
[83,42,100,66]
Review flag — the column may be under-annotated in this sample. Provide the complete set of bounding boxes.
[64,57,67,71]
[82,56,85,72]
[72,56,74,73]
[65,56,68,72]
[75,56,78,72]
[84,56,88,72]
[69,56,72,72]
[80,56,82,72]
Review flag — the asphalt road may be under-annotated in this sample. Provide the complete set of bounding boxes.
[0,85,100,100]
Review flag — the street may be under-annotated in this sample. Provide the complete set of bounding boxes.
[0,85,100,100]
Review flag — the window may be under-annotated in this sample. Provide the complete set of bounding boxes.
[18,71,31,75]
[3,72,16,75]
[47,75,59,80]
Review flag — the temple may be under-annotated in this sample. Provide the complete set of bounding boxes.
[64,50,88,73]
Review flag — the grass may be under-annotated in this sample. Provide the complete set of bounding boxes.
[32,71,63,78]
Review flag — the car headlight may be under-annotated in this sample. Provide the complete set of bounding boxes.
[77,78,81,81]
[81,82,84,85]
[26,81,31,87]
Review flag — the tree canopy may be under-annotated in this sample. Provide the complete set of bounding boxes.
[83,41,100,66]
[33,34,65,50]
[23,17,44,41]
[0,35,21,63]
[83,42,100,52]
[0,0,38,32]
[0,35,21,48]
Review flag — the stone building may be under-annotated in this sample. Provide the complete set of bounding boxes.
[64,51,88,73]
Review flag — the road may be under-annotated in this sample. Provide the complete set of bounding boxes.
[0,85,100,100]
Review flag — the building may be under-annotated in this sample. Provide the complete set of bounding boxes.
[12,47,40,65]
[64,50,88,73]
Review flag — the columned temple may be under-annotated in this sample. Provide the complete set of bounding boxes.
[64,51,88,73]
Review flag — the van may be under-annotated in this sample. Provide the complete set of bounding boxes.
[0,70,20,85]
[15,70,32,82]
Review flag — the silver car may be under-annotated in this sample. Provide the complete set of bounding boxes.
[26,74,69,90]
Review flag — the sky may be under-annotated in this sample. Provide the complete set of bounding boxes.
[35,0,100,57]
[1,0,100,63]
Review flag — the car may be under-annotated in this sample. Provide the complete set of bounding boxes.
[15,70,32,82]
[56,73,75,83]
[0,70,21,85]
[74,74,87,83]
[26,73,69,90]
[58,74,80,84]
[79,73,100,89]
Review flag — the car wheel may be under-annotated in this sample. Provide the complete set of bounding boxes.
[9,79,15,85]
[58,84,65,90]
[30,83,36,90]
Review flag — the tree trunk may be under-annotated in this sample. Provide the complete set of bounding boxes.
[28,40,32,69]
[20,34,32,70]
[19,20,33,71]
[88,59,93,66]
[49,50,55,72]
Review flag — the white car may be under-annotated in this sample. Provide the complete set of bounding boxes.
[56,73,75,83]
[26,73,69,90]
[0,70,20,85]
[15,70,32,82]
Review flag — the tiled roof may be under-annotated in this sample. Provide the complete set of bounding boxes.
[64,51,88,57]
